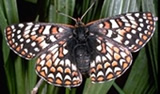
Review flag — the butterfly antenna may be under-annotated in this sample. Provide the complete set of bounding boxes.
[80,0,96,20]
[56,10,77,22]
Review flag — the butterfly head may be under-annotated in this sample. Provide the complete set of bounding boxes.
[75,18,85,27]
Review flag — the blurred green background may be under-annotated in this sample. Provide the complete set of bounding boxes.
[0,0,158,94]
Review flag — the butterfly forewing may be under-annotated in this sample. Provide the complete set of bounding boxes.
[90,38,132,82]
[5,22,73,59]
[87,12,158,52]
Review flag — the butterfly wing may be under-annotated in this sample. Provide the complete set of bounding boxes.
[35,42,82,87]
[89,37,132,82]
[87,12,158,52]
[87,12,157,82]
[5,22,73,59]
[5,22,82,87]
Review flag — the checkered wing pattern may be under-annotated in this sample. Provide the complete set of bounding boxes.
[5,22,82,87]
[87,12,158,52]
[5,23,73,59]
[90,38,132,82]
[36,45,82,87]
[87,12,157,82]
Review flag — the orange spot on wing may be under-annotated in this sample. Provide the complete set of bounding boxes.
[101,43,106,54]
[7,27,11,31]
[50,67,56,73]
[65,81,71,85]
[126,56,131,62]
[36,36,44,43]
[21,51,26,55]
[97,64,103,70]
[149,21,153,25]
[72,71,78,76]
[104,62,110,68]
[59,47,64,58]
[112,61,118,67]
[147,13,152,16]
[116,71,121,75]
[114,53,121,60]
[38,26,44,34]
[147,17,152,20]
[36,65,41,72]
[12,44,16,48]
[113,47,120,53]
[125,27,131,32]
[46,54,52,60]
[133,46,138,50]
[36,58,41,64]
[7,30,12,35]
[65,68,71,74]
[123,62,128,69]
[118,29,126,36]
[9,40,13,45]
[142,35,147,40]
[40,71,46,77]
[51,27,58,34]
[150,26,153,30]
[147,32,151,35]
[116,19,123,26]
[57,67,63,73]
[97,77,104,81]
[7,35,12,39]
[104,22,111,29]
[31,35,37,40]
[48,78,53,83]
[56,79,62,84]
[46,60,52,67]
[107,74,114,79]
[138,41,143,45]
[16,46,21,51]
[91,77,95,81]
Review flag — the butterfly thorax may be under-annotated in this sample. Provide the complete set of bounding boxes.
[73,19,88,42]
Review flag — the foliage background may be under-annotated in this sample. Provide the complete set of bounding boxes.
[0,0,158,94]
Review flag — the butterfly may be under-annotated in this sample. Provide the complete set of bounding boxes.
[5,12,158,88]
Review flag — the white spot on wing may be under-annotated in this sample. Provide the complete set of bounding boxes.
[110,19,119,28]
[58,28,64,32]
[43,26,51,34]
[106,53,112,61]
[97,71,104,77]
[50,35,56,42]
[90,61,96,67]
[18,24,24,28]
[64,75,71,80]
[96,55,101,63]
[126,33,132,39]
[105,67,113,76]
[65,59,71,67]
[134,13,140,17]
[56,72,63,80]
[99,23,103,28]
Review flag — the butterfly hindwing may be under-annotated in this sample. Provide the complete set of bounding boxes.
[35,41,82,87]
[90,38,132,82]
[87,12,157,52]
[5,22,73,59]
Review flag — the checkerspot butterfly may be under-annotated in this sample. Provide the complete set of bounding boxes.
[5,10,158,88]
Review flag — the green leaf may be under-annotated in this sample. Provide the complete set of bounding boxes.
[83,79,114,94]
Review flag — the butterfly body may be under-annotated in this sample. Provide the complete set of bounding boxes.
[5,12,158,87]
